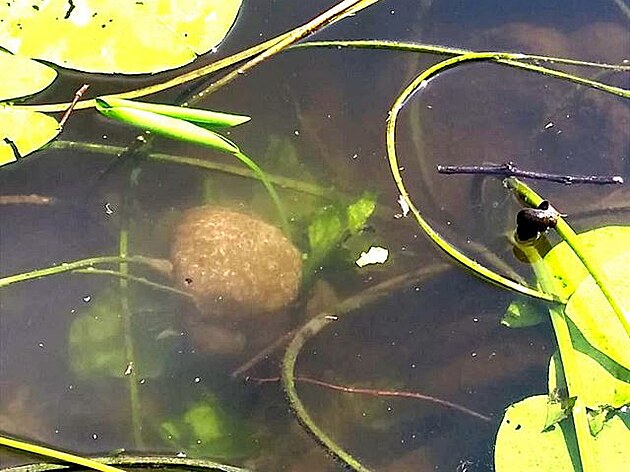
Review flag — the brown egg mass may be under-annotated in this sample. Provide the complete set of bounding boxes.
[171,207,302,318]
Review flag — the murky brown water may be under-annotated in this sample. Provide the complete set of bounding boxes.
[1,1,628,471]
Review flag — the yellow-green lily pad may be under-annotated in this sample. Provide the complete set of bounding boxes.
[0,0,242,74]
[0,107,59,167]
[543,226,630,299]
[0,50,57,101]
[565,252,630,375]
[495,395,630,472]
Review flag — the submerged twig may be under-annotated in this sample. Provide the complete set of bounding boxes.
[232,263,451,378]
[73,268,191,299]
[58,84,89,129]
[281,263,451,472]
[437,162,624,185]
[251,375,494,423]
[0,194,56,205]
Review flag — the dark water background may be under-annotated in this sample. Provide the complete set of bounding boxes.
[1,0,628,470]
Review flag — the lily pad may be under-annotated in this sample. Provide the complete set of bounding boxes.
[564,252,630,380]
[0,50,57,101]
[0,0,243,74]
[0,107,59,167]
[495,395,630,472]
[543,226,630,299]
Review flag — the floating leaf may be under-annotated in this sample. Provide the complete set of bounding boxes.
[98,98,251,128]
[495,395,630,472]
[543,226,630,299]
[355,246,389,267]
[347,191,377,234]
[0,107,58,167]
[0,50,56,101]
[0,0,243,74]
[95,98,239,154]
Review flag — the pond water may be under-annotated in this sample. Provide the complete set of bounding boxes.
[1,1,628,471]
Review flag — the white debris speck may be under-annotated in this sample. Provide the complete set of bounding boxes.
[124,362,133,376]
[397,195,410,217]
[544,122,554,129]
[355,246,389,267]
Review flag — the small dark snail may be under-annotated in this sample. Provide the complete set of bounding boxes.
[515,200,563,243]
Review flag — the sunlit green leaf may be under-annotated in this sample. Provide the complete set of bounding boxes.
[98,98,251,128]
[543,226,630,299]
[0,107,58,167]
[0,50,57,101]
[0,0,243,74]
[347,191,377,234]
[566,251,630,370]
[495,395,630,472]
[95,99,239,154]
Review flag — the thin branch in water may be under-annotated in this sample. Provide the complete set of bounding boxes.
[250,375,495,423]
[437,162,624,185]
[58,84,89,129]
[0,194,56,205]
[73,268,193,299]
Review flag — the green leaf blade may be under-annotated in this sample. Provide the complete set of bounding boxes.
[95,99,239,154]
[99,98,251,128]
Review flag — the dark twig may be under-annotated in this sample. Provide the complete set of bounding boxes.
[249,375,495,423]
[58,84,89,129]
[436,162,624,185]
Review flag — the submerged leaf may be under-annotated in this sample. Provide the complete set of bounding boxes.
[308,206,344,260]
[0,51,56,101]
[495,395,630,471]
[501,299,546,328]
[0,0,243,74]
[0,107,58,167]
[68,289,177,379]
[347,191,377,234]
[159,397,250,459]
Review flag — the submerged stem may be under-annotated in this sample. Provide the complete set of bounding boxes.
[0,255,160,288]
[232,151,290,235]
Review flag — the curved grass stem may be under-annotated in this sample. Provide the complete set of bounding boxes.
[0,255,160,289]
[294,40,630,98]
[0,435,126,472]
[386,52,562,303]
[232,151,290,235]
